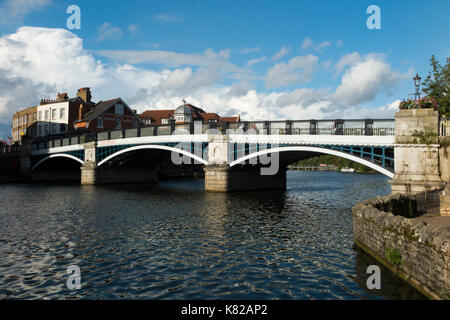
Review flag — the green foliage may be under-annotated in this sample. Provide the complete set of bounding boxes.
[293,155,375,173]
[411,129,439,144]
[385,247,404,268]
[422,55,450,117]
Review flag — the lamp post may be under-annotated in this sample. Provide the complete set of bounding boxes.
[413,73,422,100]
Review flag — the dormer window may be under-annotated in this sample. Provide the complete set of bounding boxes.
[115,103,124,115]
[98,117,103,128]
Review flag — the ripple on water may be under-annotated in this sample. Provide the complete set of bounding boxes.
[0,173,426,299]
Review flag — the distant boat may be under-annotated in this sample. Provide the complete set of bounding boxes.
[340,167,355,173]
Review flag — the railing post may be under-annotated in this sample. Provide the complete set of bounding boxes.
[335,120,344,135]
[264,121,271,135]
[286,121,292,135]
[365,119,374,136]
[243,121,249,132]
[169,119,175,134]
[310,120,317,135]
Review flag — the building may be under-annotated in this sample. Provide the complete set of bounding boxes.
[36,89,96,138]
[12,106,38,142]
[139,100,240,126]
[74,97,145,132]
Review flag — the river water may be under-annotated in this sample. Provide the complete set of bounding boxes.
[0,171,425,299]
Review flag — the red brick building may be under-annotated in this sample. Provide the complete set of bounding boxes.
[139,101,240,125]
[74,97,145,132]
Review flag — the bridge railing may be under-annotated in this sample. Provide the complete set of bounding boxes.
[31,119,396,150]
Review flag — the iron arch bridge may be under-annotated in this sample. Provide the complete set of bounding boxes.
[30,119,395,177]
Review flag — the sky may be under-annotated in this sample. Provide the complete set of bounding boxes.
[0,0,449,139]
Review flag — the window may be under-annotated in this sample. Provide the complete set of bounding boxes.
[60,108,65,119]
[162,118,168,124]
[44,125,49,135]
[115,103,124,115]
[133,120,137,128]
[52,123,57,134]
[52,109,57,120]
[97,117,103,128]
[38,111,42,120]
[115,118,121,129]
[33,113,37,121]
[45,110,49,120]
[60,124,66,132]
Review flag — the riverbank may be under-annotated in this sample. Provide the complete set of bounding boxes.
[352,192,450,300]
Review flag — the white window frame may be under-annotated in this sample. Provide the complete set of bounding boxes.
[115,103,124,115]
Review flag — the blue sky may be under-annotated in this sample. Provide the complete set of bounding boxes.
[0,0,449,138]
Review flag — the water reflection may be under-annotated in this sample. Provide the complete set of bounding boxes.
[0,172,425,299]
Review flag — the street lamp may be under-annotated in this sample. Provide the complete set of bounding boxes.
[413,73,422,100]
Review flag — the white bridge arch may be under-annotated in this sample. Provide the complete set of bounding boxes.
[97,144,208,167]
[32,154,85,171]
[229,146,394,178]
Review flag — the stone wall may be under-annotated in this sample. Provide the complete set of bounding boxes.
[352,194,450,299]
[204,165,286,192]
[390,109,446,194]
[81,165,157,185]
[440,145,450,182]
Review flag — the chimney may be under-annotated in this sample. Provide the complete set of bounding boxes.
[56,92,68,101]
[77,87,92,103]
[78,104,83,120]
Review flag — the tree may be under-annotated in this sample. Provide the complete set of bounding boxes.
[422,55,450,116]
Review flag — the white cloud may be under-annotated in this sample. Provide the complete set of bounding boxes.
[333,55,406,106]
[246,56,266,66]
[272,45,290,61]
[155,67,220,94]
[265,55,319,88]
[155,13,179,22]
[95,48,250,76]
[0,26,402,137]
[336,39,344,47]
[241,47,261,54]
[333,52,361,74]
[0,0,50,25]
[128,24,138,35]
[97,22,124,42]
[300,37,331,51]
